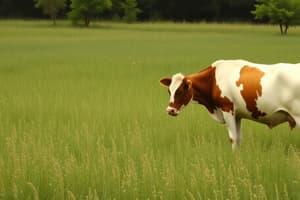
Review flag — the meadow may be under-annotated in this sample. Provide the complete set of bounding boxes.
[1,20,300,199]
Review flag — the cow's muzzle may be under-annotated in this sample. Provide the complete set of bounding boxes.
[167,106,179,116]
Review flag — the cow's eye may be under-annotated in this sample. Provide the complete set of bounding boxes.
[175,90,182,96]
[183,83,189,91]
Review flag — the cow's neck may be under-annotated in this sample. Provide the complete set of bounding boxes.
[187,66,215,113]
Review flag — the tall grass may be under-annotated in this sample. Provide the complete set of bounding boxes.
[0,20,300,199]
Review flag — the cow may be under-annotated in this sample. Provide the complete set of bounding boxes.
[160,60,300,149]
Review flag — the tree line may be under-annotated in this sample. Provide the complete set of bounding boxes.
[0,0,256,22]
[0,0,299,34]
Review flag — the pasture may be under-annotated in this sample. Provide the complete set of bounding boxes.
[1,20,300,199]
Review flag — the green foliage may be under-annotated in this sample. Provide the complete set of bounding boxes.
[252,0,300,34]
[0,0,266,22]
[34,0,66,24]
[121,0,141,23]
[68,0,112,27]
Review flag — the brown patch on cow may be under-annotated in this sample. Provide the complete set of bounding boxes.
[187,67,215,113]
[187,66,234,113]
[236,65,266,119]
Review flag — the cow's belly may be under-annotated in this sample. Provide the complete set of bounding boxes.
[238,109,290,128]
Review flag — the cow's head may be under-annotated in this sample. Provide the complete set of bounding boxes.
[160,73,193,116]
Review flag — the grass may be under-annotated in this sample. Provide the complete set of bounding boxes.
[0,20,300,199]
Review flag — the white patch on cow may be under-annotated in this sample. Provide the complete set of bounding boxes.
[167,105,181,114]
[255,63,300,126]
[169,73,184,103]
[214,60,250,117]
[167,106,178,113]
[236,83,243,91]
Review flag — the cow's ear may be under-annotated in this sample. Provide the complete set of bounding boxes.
[187,79,192,89]
[160,78,172,87]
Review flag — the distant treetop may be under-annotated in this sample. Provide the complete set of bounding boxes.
[34,0,66,25]
[68,0,112,27]
[252,0,300,35]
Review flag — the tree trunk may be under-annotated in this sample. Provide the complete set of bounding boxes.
[52,15,56,25]
[279,23,283,35]
[284,24,289,35]
[84,15,90,27]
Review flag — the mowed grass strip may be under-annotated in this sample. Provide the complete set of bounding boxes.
[0,20,300,199]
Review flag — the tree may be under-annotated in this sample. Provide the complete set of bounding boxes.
[35,0,66,24]
[68,0,112,27]
[252,0,300,35]
[121,0,141,23]
[136,0,155,20]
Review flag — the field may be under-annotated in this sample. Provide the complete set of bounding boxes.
[1,20,300,199]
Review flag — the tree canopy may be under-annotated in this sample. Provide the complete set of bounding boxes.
[252,0,300,34]
[35,0,66,24]
[0,0,255,22]
[121,0,141,23]
[68,0,112,26]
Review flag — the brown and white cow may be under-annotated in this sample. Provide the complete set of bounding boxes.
[160,60,300,149]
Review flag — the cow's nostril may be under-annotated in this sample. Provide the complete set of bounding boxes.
[167,107,174,112]
[167,107,178,116]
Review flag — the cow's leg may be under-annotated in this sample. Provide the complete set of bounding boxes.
[223,112,241,150]
[292,115,300,128]
[236,118,242,145]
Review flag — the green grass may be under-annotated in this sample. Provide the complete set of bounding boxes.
[1,20,300,199]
